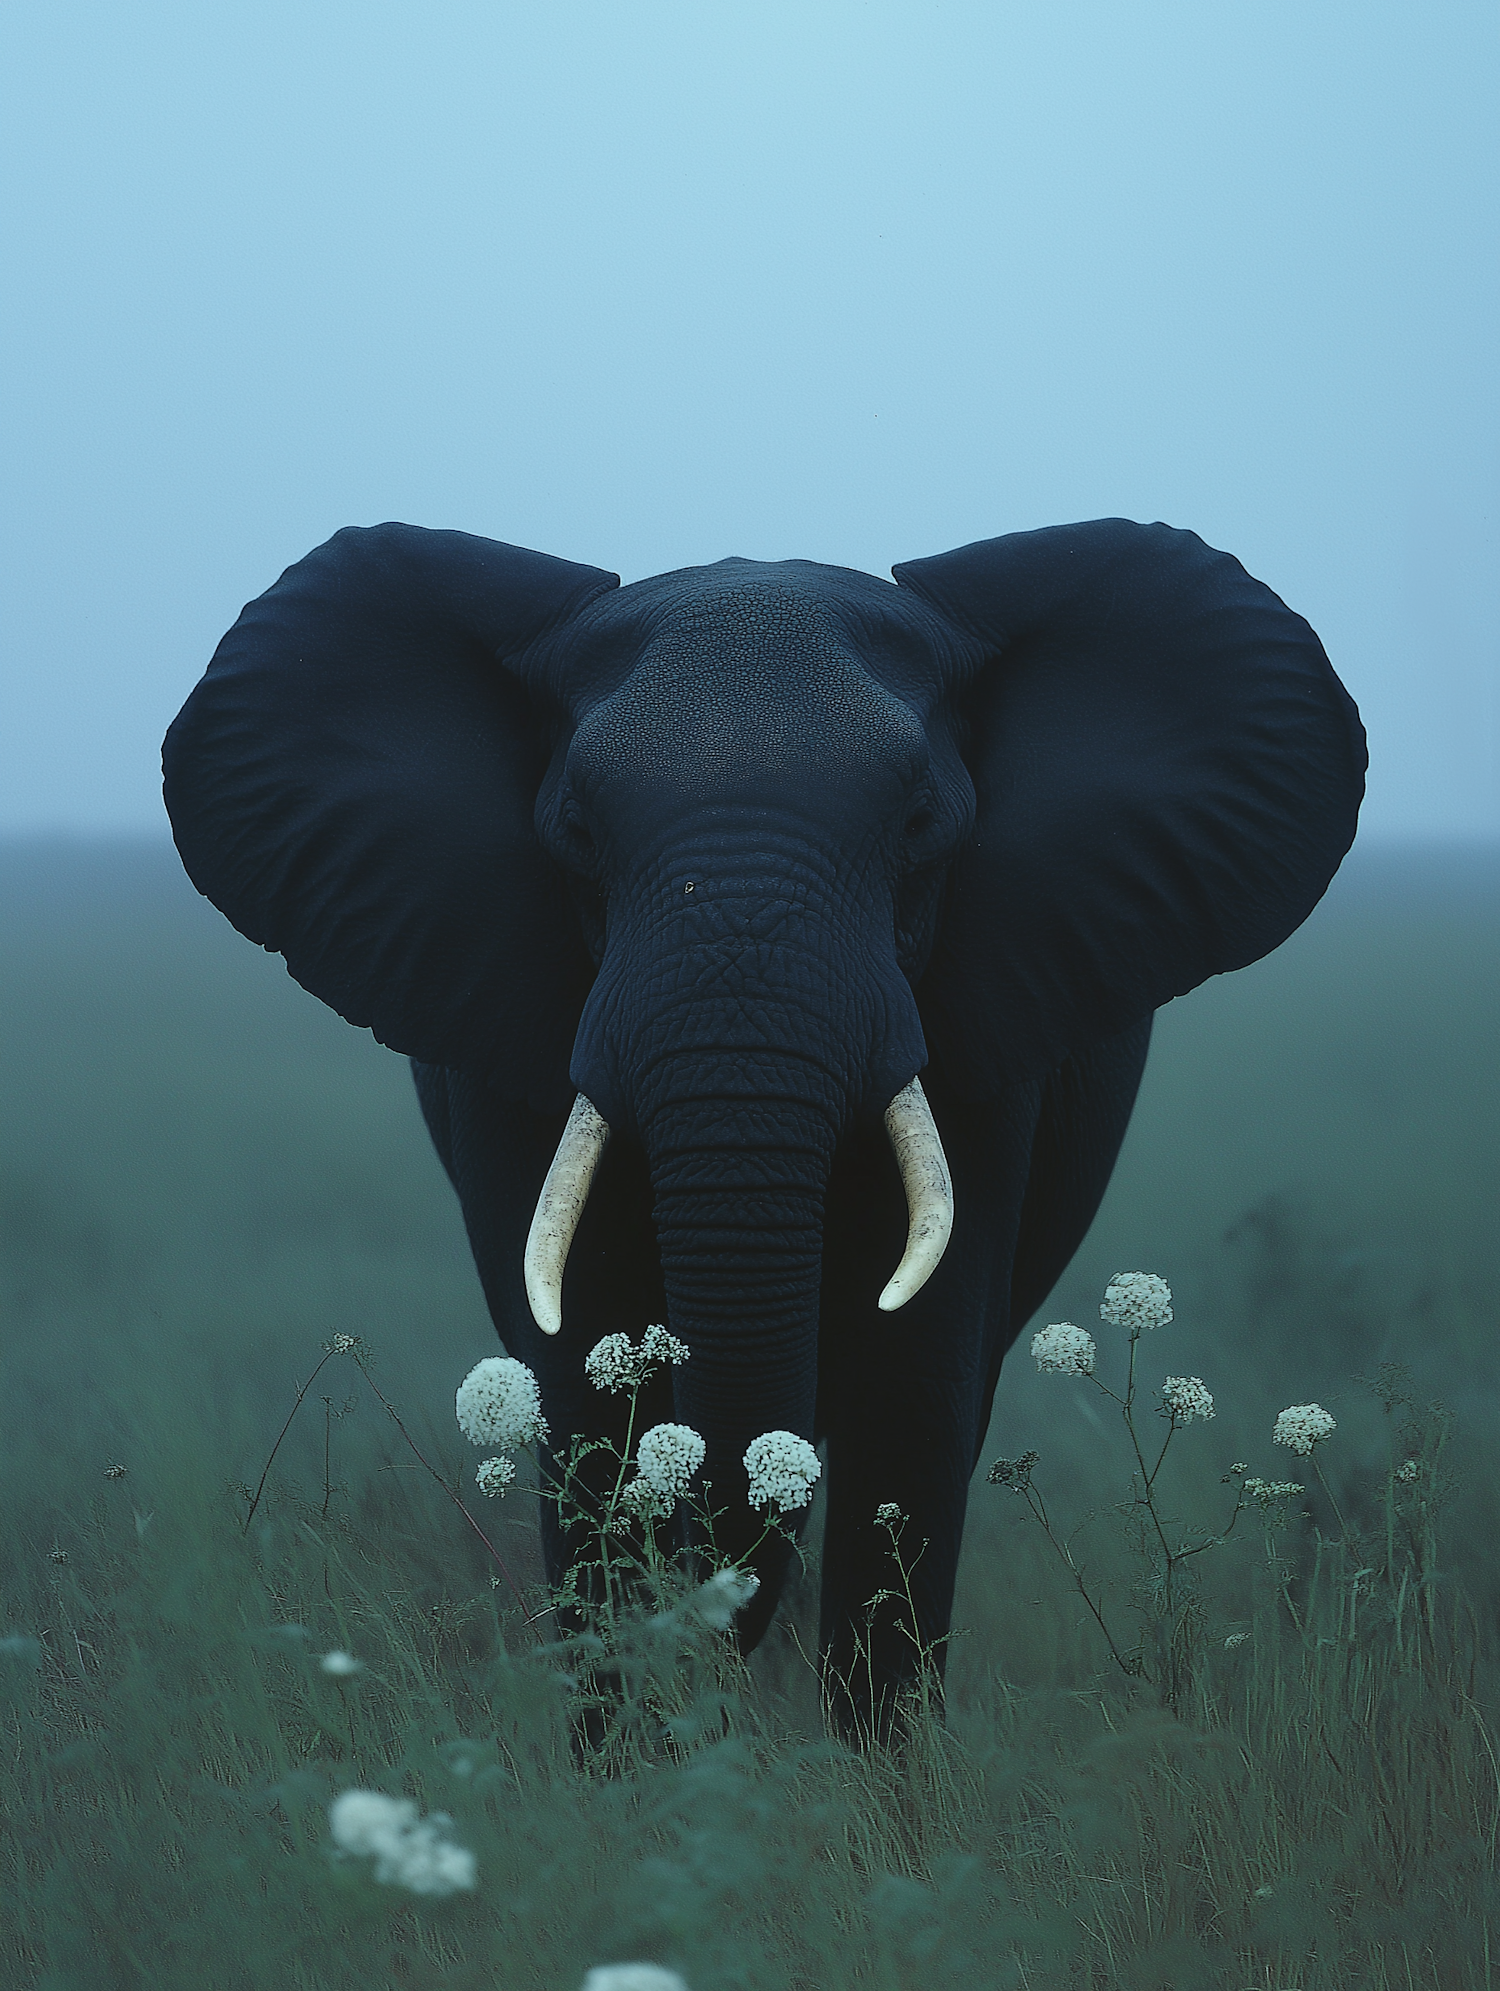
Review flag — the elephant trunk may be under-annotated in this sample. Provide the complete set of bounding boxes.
[639,1067,840,1633]
[524,1079,952,1340]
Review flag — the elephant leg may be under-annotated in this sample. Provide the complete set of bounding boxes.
[816,1076,1046,1736]
[973,1014,1154,1467]
[409,1065,670,1591]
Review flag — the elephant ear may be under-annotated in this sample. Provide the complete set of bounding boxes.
[163,523,618,1108]
[894,518,1366,1093]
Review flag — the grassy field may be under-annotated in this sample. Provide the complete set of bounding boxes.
[2,837,1497,1990]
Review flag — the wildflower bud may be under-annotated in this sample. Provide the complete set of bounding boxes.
[1272,1403,1336,1457]
[986,1451,1039,1492]
[640,1323,690,1367]
[1030,1322,1096,1374]
[1100,1272,1173,1334]
[1396,1458,1420,1484]
[585,1333,641,1393]
[743,1431,821,1512]
[455,1357,547,1449]
[585,1326,691,1394]
[634,1424,706,1504]
[1160,1376,1214,1423]
[329,1790,476,1896]
[693,1567,760,1629]
[475,1455,517,1498]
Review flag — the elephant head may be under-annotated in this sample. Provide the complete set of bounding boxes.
[162,518,1365,1655]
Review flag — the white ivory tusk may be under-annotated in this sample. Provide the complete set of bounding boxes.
[878,1077,954,1311]
[524,1094,611,1336]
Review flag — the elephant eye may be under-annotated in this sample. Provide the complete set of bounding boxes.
[558,800,596,860]
[903,806,934,840]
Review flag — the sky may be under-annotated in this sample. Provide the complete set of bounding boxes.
[2,1,1496,842]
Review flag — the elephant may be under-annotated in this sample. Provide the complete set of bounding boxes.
[162,516,1365,1733]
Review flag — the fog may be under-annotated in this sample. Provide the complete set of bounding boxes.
[2,2,1496,841]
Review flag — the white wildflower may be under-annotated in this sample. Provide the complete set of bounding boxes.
[1160,1375,1215,1423]
[743,1431,821,1512]
[1030,1322,1097,1375]
[455,1356,547,1449]
[874,1502,903,1526]
[581,1968,691,1991]
[585,1324,691,1394]
[693,1567,760,1629]
[1100,1271,1173,1333]
[635,1423,705,1502]
[1224,1631,1251,1650]
[1272,1403,1336,1457]
[641,1323,690,1367]
[1242,1477,1305,1506]
[475,1455,517,1498]
[1396,1458,1420,1484]
[329,1789,476,1896]
[584,1333,640,1393]
[319,1649,362,1677]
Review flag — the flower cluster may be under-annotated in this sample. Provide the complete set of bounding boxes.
[743,1431,822,1512]
[1272,1403,1336,1457]
[1030,1321,1097,1374]
[585,1324,691,1393]
[475,1455,517,1498]
[1242,1477,1305,1507]
[1396,1458,1421,1484]
[329,1790,476,1896]
[874,1502,903,1527]
[1160,1375,1215,1423]
[621,1422,706,1518]
[455,1357,547,1450]
[986,1450,1039,1493]
[1100,1272,1174,1334]
[692,1566,760,1629]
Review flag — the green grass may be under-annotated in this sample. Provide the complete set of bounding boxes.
[3,838,1498,1990]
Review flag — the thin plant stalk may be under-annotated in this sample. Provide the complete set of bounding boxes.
[241,1346,342,1534]
[355,1365,533,1616]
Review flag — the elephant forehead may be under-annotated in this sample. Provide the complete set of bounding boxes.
[572,585,925,796]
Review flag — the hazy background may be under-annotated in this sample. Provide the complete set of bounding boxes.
[2,0,1496,841]
[2,1,1496,1559]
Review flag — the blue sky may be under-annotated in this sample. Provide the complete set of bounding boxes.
[3,1,1495,839]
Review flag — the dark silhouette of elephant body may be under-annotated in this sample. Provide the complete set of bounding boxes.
[163,518,1365,1730]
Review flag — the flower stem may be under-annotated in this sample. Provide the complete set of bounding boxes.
[242,1347,340,1534]
[355,1369,532,1617]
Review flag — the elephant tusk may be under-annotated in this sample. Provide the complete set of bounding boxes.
[524,1094,611,1336]
[878,1077,954,1312]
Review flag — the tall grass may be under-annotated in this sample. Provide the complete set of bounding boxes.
[3,838,1498,1988]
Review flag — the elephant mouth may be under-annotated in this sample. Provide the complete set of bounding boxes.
[522,1078,953,1338]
